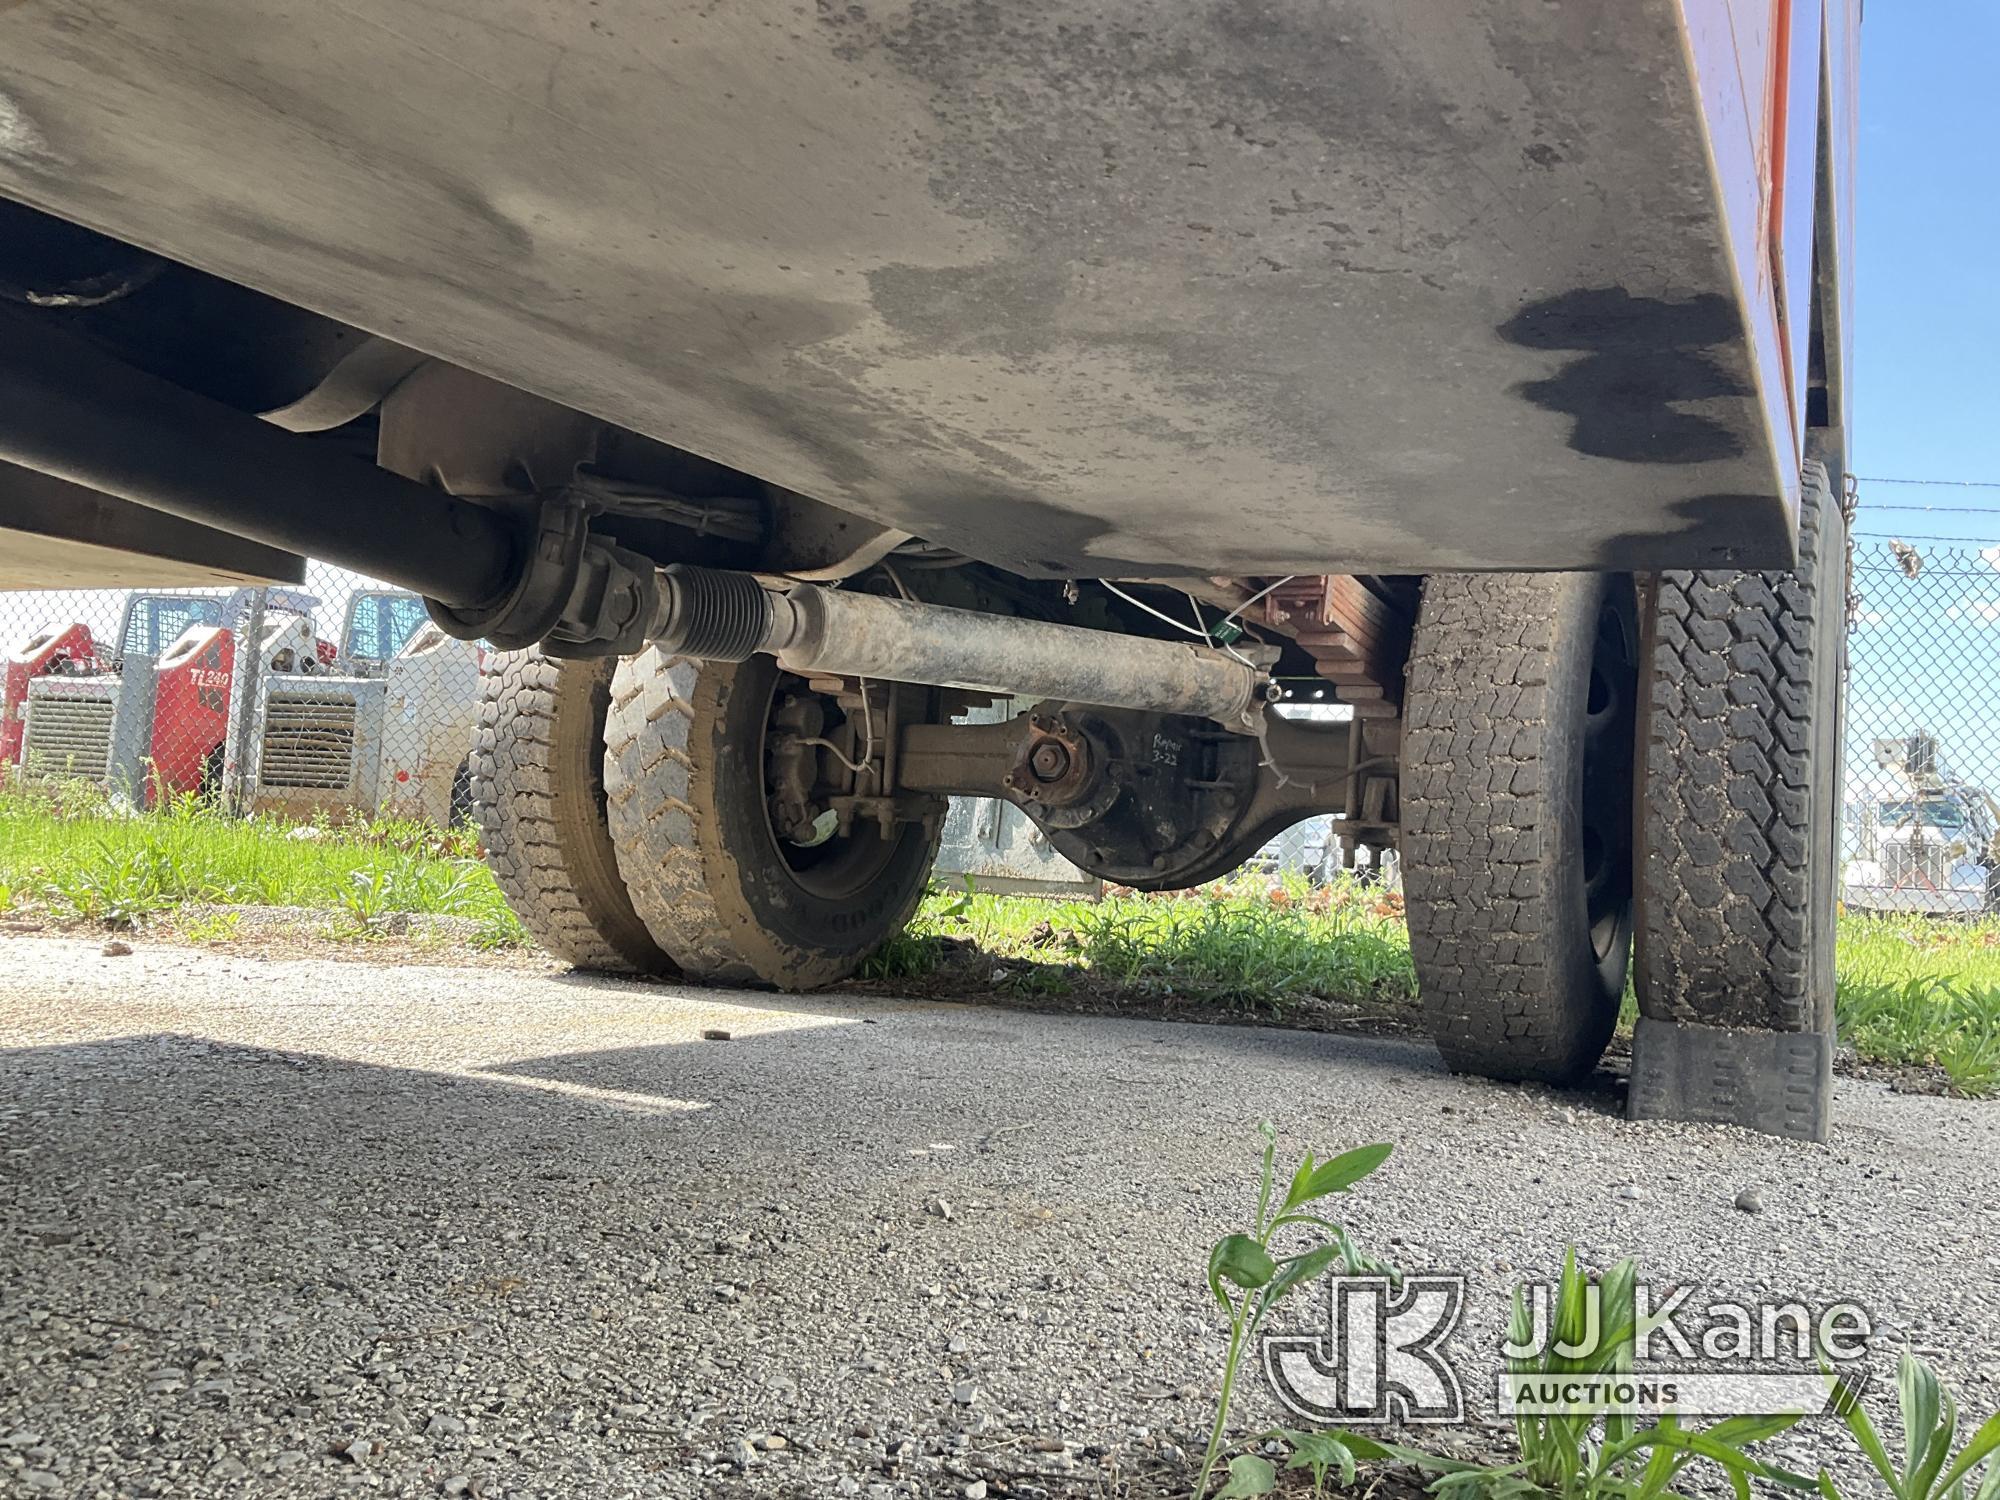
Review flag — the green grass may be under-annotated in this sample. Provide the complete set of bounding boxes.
[1838,910,2000,989]
[1835,912,2000,1095]
[4,772,1997,1093]
[873,878,2000,1094]
[0,774,527,947]
[867,875,1418,1013]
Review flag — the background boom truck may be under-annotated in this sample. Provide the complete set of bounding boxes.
[0,0,1859,1141]
[1843,735,2000,917]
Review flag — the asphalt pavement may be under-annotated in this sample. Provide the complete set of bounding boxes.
[1,934,1995,1499]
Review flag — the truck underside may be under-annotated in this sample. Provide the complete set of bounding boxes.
[0,0,1842,578]
[0,0,1857,1141]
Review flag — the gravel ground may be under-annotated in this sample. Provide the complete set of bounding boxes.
[1,932,1995,1500]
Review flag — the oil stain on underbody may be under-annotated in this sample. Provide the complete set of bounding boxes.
[1498,287,1751,467]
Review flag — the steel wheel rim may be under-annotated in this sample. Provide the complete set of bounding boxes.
[757,668,904,902]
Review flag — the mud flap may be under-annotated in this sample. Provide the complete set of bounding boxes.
[1628,1017,1833,1142]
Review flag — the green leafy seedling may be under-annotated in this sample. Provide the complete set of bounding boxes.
[1821,1350,2000,1500]
[1195,1123,1393,1498]
[1216,1453,1278,1497]
[1280,1428,1359,1496]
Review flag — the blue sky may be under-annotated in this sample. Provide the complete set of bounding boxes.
[1836,0,2000,825]
[1850,0,2000,544]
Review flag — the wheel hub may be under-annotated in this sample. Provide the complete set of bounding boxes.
[759,671,906,899]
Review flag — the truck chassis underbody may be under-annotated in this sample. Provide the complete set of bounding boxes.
[0,0,1858,1142]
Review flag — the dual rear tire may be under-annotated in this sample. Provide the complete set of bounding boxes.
[468,650,671,975]
[599,649,940,989]
[471,647,938,989]
[1403,462,1846,1135]
[1400,572,1637,1084]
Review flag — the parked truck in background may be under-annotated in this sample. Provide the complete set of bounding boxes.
[0,0,1858,1140]
[1844,735,2000,917]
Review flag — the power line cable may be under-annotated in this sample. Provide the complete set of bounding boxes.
[1855,501,2000,514]
[1855,475,2000,489]
[1853,476,2000,516]
[1853,530,2000,545]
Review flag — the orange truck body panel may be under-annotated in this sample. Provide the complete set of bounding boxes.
[1679,0,1858,472]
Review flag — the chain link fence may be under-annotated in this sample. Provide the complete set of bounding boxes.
[0,560,479,827]
[3,543,1997,911]
[1842,539,2000,914]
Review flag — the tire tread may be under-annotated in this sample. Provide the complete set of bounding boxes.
[1402,573,1625,1082]
[1634,461,1842,1032]
[470,650,670,973]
